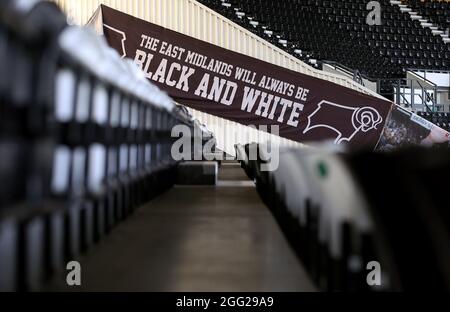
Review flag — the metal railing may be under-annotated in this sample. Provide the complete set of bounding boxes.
[376,78,444,112]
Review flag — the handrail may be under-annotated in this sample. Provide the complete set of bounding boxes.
[407,70,438,88]
[416,80,436,105]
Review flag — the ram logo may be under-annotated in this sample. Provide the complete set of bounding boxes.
[103,24,127,58]
[303,100,383,144]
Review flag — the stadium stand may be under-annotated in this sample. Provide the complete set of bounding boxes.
[404,0,450,35]
[1,0,450,294]
[198,0,450,80]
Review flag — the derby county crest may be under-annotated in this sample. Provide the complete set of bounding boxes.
[303,100,383,144]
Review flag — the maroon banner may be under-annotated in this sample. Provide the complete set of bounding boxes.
[98,5,393,150]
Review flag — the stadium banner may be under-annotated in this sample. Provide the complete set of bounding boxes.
[96,5,393,150]
[376,105,450,151]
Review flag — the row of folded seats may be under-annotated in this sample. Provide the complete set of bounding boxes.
[416,111,450,130]
[235,142,450,291]
[0,1,208,291]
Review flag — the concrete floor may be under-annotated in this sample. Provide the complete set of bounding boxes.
[47,163,315,291]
